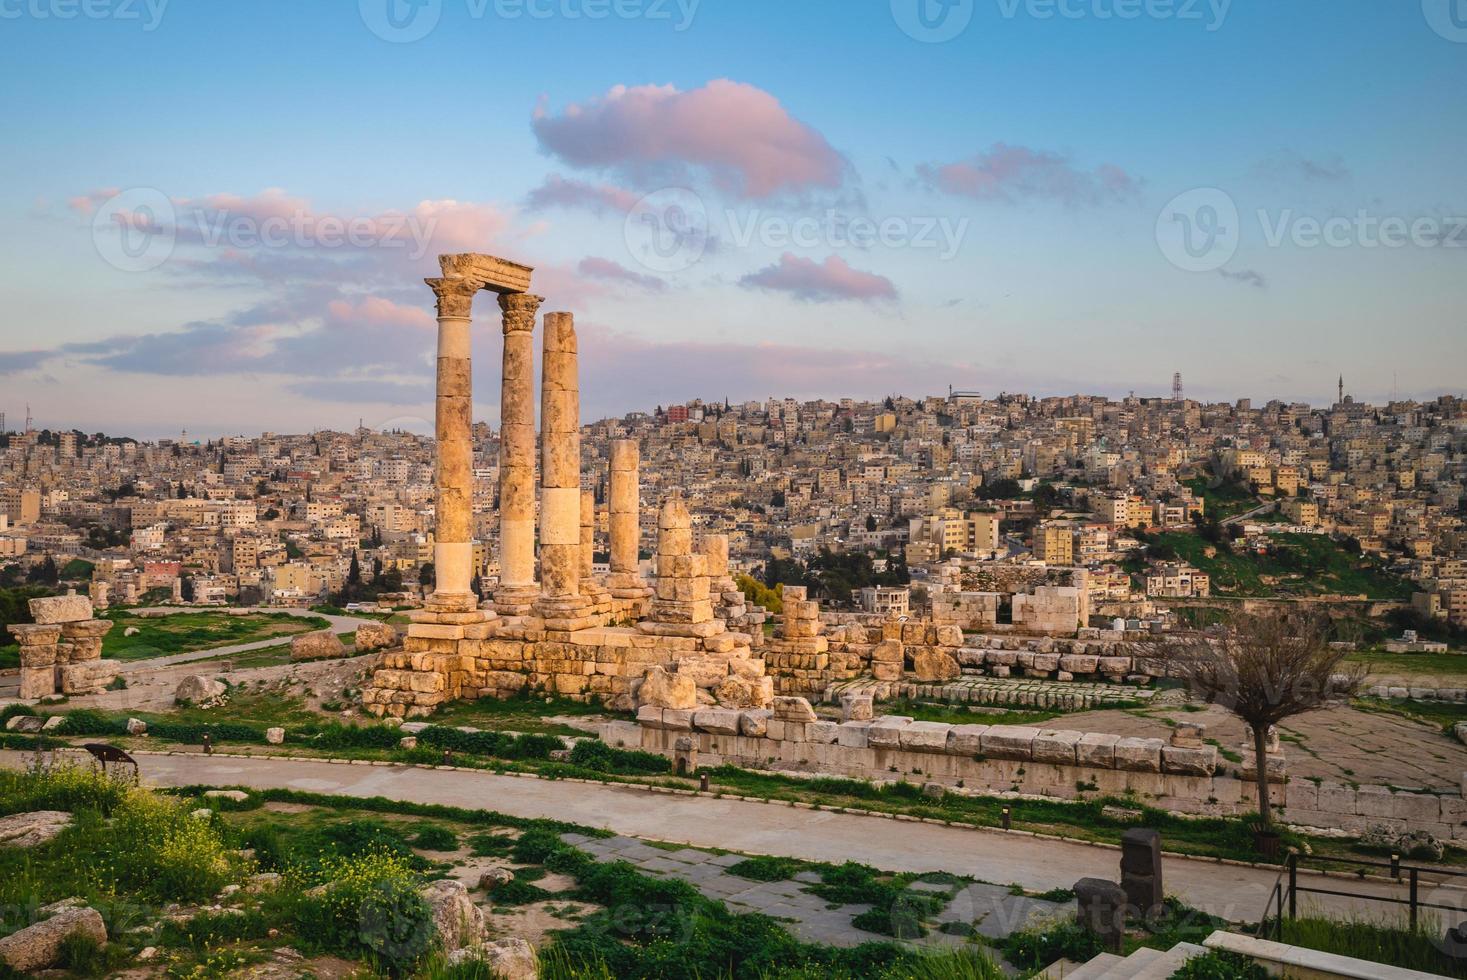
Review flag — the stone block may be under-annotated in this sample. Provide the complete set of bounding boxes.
[841,693,874,721]
[981,725,1039,761]
[837,720,872,749]
[807,721,840,744]
[1074,878,1126,952]
[945,724,989,757]
[1076,732,1120,768]
[661,708,695,731]
[1032,729,1082,766]
[27,595,93,626]
[866,717,913,750]
[772,696,818,722]
[1161,745,1216,776]
[1113,737,1164,773]
[739,709,772,737]
[691,708,742,735]
[897,721,951,752]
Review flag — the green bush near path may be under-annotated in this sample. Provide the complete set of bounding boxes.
[1278,916,1467,978]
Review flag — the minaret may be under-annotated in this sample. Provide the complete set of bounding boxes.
[1338,375,1344,406]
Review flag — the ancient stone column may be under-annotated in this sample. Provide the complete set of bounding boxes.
[8,624,62,700]
[534,312,591,624]
[424,275,484,613]
[607,439,650,598]
[493,292,543,617]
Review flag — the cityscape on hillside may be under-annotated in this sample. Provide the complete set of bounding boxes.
[3,2,1466,978]
[1,385,1464,635]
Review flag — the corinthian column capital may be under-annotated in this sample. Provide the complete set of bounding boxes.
[426,277,483,320]
[498,292,544,334]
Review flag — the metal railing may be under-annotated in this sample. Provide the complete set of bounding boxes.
[1258,851,1467,940]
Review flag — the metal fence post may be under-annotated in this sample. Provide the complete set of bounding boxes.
[1409,868,1419,932]
[1287,852,1297,921]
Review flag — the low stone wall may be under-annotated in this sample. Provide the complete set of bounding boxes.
[607,701,1467,842]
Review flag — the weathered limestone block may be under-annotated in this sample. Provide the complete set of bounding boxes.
[1076,732,1120,768]
[739,709,772,737]
[807,720,840,744]
[58,660,120,695]
[0,906,107,972]
[911,648,960,682]
[945,724,989,756]
[691,708,742,735]
[422,879,485,952]
[1161,744,1216,776]
[444,938,538,978]
[0,811,72,849]
[27,595,93,625]
[981,726,1040,761]
[841,693,874,721]
[772,696,818,722]
[637,665,697,710]
[174,675,227,707]
[355,622,398,652]
[871,639,904,663]
[1059,655,1099,674]
[1032,729,1083,766]
[1114,737,1165,773]
[291,631,346,661]
[866,716,914,749]
[837,720,872,748]
[897,721,952,752]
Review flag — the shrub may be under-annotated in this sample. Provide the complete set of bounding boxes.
[291,849,436,976]
[105,789,239,902]
[0,761,132,817]
[411,824,459,851]
[567,739,672,775]
[1000,919,1104,970]
[511,828,566,865]
[467,832,517,857]
[1172,950,1270,979]
[726,856,803,882]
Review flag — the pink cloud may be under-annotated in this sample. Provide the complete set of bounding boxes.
[577,256,667,292]
[739,253,897,303]
[525,175,641,215]
[532,80,847,199]
[918,143,1140,206]
[326,296,435,329]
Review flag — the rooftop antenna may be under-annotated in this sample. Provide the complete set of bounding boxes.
[25,403,33,434]
[1172,372,1183,403]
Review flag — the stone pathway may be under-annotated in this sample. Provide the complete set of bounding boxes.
[560,832,1073,949]
[115,607,380,672]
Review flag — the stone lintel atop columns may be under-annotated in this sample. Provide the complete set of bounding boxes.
[439,253,534,294]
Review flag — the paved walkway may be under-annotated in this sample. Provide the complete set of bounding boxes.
[12,751,1458,927]
[116,606,379,672]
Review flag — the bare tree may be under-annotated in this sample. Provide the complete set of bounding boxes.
[1159,607,1364,827]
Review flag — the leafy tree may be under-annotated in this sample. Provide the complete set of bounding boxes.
[27,556,59,586]
[180,575,196,602]
[418,562,435,590]
[865,514,877,532]
[348,552,362,586]
[381,567,404,592]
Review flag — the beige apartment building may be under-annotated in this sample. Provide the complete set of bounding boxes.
[1,487,41,526]
[1036,522,1074,565]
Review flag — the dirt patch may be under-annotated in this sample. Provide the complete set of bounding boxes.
[484,900,600,948]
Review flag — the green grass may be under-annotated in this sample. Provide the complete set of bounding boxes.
[1149,531,1411,600]
[1185,477,1260,522]
[1346,650,1467,682]
[1279,916,1467,978]
[430,691,612,736]
[100,610,330,661]
[1353,696,1467,734]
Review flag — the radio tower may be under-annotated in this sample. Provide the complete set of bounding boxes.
[1172,372,1184,404]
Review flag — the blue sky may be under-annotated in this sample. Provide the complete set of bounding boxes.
[1,0,1463,437]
